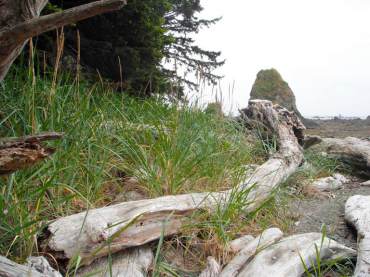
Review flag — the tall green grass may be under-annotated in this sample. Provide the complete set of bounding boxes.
[0,64,261,262]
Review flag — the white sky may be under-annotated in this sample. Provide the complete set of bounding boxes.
[192,0,370,117]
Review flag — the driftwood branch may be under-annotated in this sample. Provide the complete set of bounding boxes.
[0,0,127,82]
[345,195,370,277]
[40,100,305,265]
[0,132,63,175]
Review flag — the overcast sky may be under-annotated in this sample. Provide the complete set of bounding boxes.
[192,0,370,118]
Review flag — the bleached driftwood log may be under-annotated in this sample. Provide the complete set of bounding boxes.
[0,256,62,277]
[236,233,356,277]
[76,246,153,277]
[0,0,127,82]
[345,195,370,277]
[0,132,63,175]
[225,234,255,253]
[198,257,221,277]
[41,100,305,265]
[320,137,370,178]
[219,228,283,277]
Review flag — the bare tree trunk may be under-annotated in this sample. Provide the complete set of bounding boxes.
[0,132,63,175]
[40,100,305,265]
[0,0,127,82]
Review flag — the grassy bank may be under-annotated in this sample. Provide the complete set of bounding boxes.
[0,65,269,264]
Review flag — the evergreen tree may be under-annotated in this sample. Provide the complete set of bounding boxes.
[164,0,224,90]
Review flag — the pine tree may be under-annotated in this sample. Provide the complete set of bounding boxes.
[164,0,224,91]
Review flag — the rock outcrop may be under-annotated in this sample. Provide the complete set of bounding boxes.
[249,69,317,128]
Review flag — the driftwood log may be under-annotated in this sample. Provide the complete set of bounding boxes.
[225,234,255,254]
[0,0,127,82]
[237,233,356,277]
[316,137,370,178]
[219,228,283,277]
[0,256,62,277]
[0,132,63,175]
[40,100,305,265]
[345,195,370,277]
[76,246,153,277]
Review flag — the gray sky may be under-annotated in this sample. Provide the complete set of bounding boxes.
[193,0,370,117]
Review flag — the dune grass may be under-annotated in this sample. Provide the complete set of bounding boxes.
[0,64,266,263]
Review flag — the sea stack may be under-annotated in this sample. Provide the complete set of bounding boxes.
[249,69,317,128]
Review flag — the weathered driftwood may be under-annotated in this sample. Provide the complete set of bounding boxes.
[219,228,283,277]
[321,137,370,178]
[0,132,63,175]
[76,246,153,277]
[0,0,127,82]
[311,173,348,191]
[345,195,370,277]
[236,233,356,277]
[225,234,255,254]
[0,256,62,277]
[41,100,305,265]
[198,257,221,277]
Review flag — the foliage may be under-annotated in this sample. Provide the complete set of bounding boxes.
[0,64,259,261]
[45,0,223,96]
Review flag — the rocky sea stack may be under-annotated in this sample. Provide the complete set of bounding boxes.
[250,69,317,128]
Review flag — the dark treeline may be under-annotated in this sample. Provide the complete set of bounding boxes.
[39,0,224,96]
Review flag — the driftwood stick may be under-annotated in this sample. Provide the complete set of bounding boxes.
[219,228,283,277]
[345,195,370,277]
[237,233,356,277]
[0,132,64,175]
[41,100,305,265]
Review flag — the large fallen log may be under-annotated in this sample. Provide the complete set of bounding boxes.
[345,195,370,277]
[0,0,127,82]
[0,132,63,175]
[316,137,370,178]
[40,100,305,265]
[0,255,62,277]
[236,233,356,277]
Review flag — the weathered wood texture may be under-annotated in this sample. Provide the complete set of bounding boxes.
[322,137,370,178]
[225,234,255,254]
[41,100,305,265]
[76,246,153,277]
[0,132,63,175]
[0,0,127,82]
[0,256,62,277]
[237,233,356,277]
[219,228,283,277]
[345,195,370,277]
